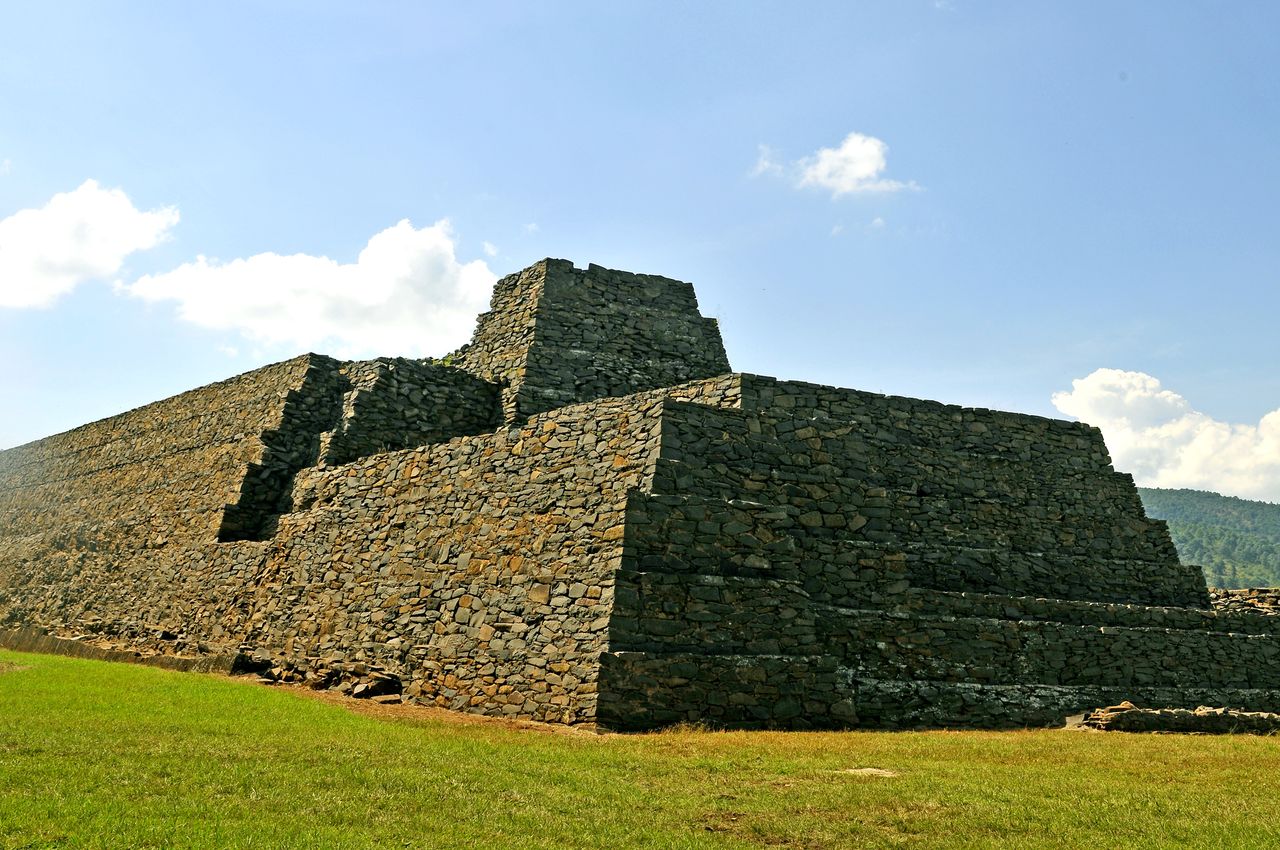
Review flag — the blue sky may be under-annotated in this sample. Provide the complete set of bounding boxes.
[2,2,1278,500]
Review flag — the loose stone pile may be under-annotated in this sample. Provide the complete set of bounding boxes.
[1081,701,1280,735]
[3,257,1280,730]
[1210,588,1280,616]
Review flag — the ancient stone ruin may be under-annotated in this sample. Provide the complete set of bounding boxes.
[3,258,1280,730]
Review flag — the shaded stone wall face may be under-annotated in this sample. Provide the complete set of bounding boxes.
[596,377,1270,731]
[610,578,1280,682]
[646,386,1200,608]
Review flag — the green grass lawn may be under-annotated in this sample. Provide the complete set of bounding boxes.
[1,650,1278,849]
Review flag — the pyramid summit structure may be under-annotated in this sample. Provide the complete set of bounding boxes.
[3,258,1280,729]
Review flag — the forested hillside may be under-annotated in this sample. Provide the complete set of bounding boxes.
[1137,488,1280,589]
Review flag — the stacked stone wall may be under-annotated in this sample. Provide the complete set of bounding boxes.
[601,604,1280,729]
[216,356,351,541]
[233,393,667,723]
[618,491,911,613]
[837,610,1280,689]
[739,375,1108,459]
[317,358,499,467]
[452,260,729,421]
[911,588,1280,634]
[605,571,1280,685]
[0,355,319,544]
[1,385,691,724]
[646,396,1198,607]
[847,680,1280,730]
[0,355,369,649]
[448,262,545,419]
[602,584,1280,730]
[598,381,1252,729]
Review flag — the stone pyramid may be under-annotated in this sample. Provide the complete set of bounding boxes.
[3,258,1278,729]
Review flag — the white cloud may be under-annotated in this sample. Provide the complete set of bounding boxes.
[751,132,919,198]
[1052,368,1280,503]
[0,179,179,308]
[870,216,886,229]
[797,132,917,197]
[0,159,11,176]
[482,240,498,257]
[524,222,539,234]
[123,219,496,358]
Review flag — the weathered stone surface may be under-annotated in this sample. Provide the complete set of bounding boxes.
[317,358,499,467]
[1210,588,1280,616]
[2,257,1279,731]
[1081,701,1280,734]
[450,259,730,422]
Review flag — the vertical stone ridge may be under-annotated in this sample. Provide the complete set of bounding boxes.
[448,260,552,422]
[216,354,348,542]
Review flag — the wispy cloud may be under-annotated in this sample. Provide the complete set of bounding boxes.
[751,132,919,198]
[122,219,495,358]
[1052,368,1280,503]
[482,240,498,257]
[750,145,783,178]
[0,179,178,309]
[0,159,11,176]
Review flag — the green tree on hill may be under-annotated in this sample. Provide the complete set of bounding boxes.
[1137,488,1280,589]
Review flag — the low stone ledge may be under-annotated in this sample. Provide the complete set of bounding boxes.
[909,588,1280,635]
[0,627,249,675]
[850,679,1280,730]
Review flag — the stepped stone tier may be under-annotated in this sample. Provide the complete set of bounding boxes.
[4,257,1280,730]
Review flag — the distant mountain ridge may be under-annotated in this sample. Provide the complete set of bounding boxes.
[1137,488,1280,589]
